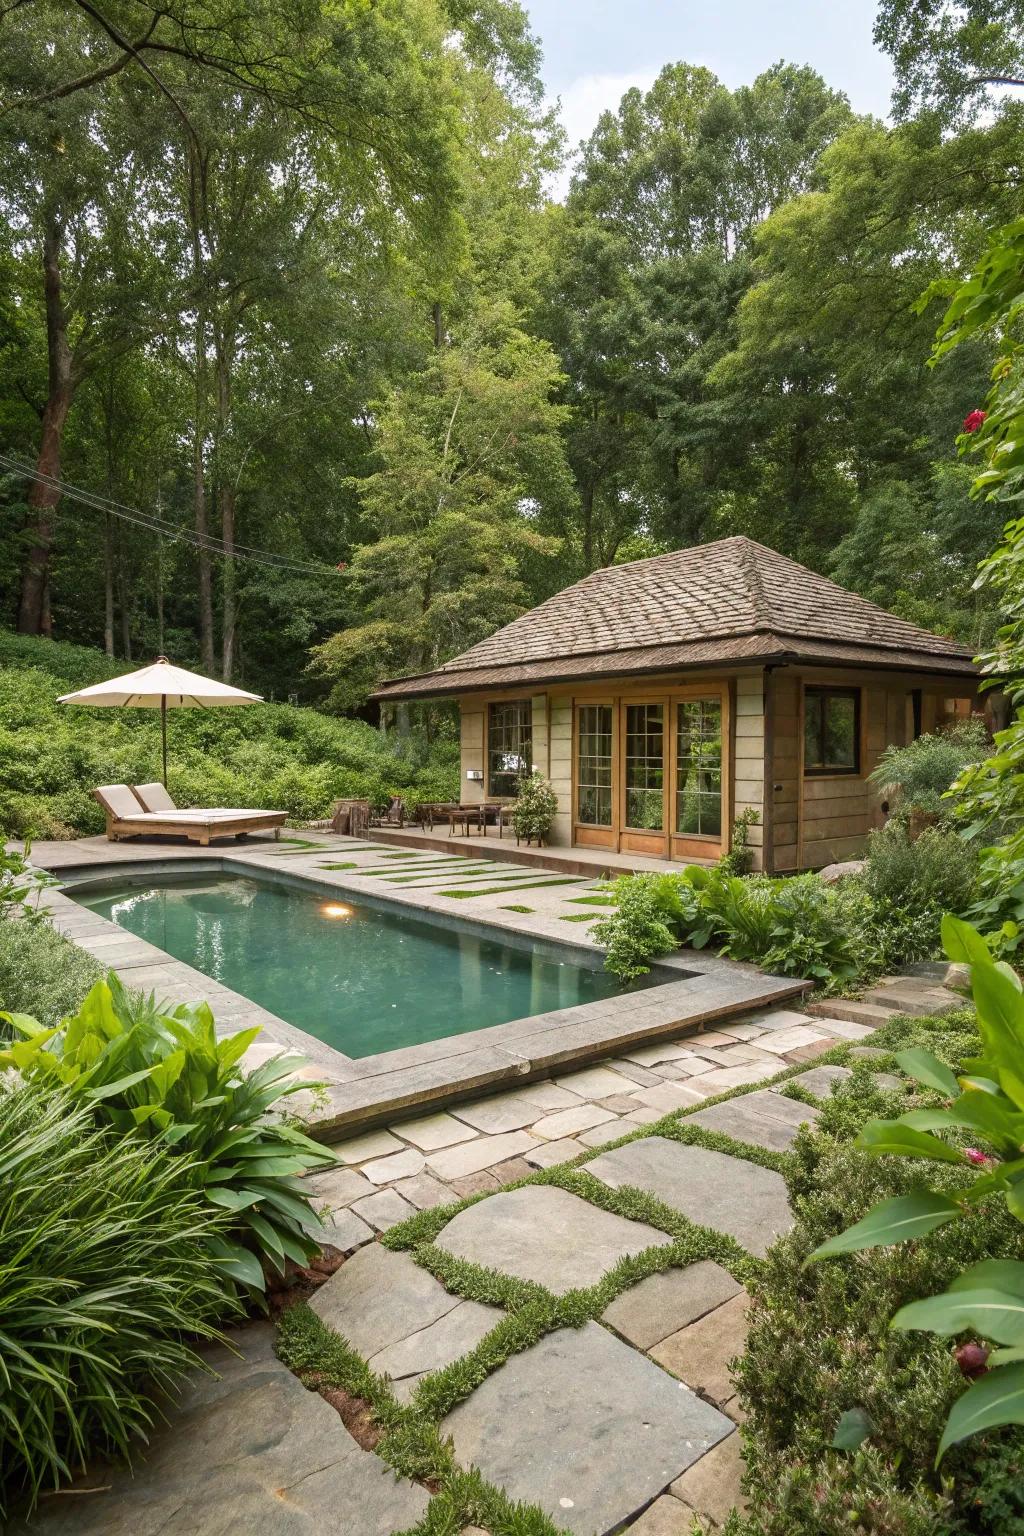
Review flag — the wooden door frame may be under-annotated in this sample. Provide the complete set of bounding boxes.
[572,698,618,850]
[619,695,671,857]
[669,684,730,863]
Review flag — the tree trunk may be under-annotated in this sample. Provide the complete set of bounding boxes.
[221,482,236,680]
[117,528,132,660]
[156,536,165,654]
[193,316,215,672]
[17,219,75,635]
[103,513,115,656]
[214,329,236,681]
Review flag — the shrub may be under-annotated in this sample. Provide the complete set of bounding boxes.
[718,807,761,876]
[807,916,1024,1462]
[0,920,102,1029]
[728,1002,1024,1536]
[862,825,979,914]
[510,772,558,844]
[0,1078,236,1517]
[869,720,990,823]
[1,976,331,1293]
[0,631,459,835]
[589,874,685,979]
[826,881,948,982]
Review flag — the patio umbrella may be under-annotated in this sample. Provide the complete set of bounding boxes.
[57,655,262,786]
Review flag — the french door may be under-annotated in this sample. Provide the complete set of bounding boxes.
[572,687,728,860]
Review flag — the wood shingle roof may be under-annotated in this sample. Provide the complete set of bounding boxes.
[372,536,977,700]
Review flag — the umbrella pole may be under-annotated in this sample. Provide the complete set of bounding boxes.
[161,695,168,787]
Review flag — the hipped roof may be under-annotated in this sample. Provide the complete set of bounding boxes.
[372,537,977,701]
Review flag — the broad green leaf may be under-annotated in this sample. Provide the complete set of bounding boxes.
[831,1406,874,1451]
[937,1363,1024,1460]
[85,1066,158,1100]
[892,1287,1024,1347]
[950,1260,1024,1294]
[895,1048,960,1099]
[970,963,1024,1108]
[857,1119,967,1164]
[807,1192,961,1263]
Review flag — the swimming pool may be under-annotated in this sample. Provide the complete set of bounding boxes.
[69,873,658,1057]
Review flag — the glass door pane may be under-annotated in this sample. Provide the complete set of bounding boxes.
[625,703,664,830]
[676,699,722,836]
[577,704,613,826]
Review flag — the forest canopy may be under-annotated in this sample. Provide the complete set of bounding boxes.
[1,0,1020,709]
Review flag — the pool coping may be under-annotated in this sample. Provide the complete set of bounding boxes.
[35,838,810,1138]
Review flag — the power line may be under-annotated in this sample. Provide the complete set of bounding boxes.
[0,454,344,579]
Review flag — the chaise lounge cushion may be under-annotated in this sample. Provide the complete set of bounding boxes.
[132,784,282,818]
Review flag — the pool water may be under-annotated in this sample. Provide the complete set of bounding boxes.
[71,874,656,1057]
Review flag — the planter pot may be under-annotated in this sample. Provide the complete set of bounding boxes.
[907,807,941,842]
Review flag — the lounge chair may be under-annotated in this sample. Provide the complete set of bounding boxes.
[93,784,287,846]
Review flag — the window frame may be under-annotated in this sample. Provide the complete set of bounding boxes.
[486,698,533,799]
[803,686,861,777]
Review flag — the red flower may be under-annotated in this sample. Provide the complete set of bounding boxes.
[335,561,348,571]
[963,409,987,434]
[964,1146,992,1167]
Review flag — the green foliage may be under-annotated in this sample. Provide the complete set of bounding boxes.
[0,838,55,919]
[0,975,331,1293]
[0,919,102,1029]
[718,807,761,876]
[509,771,558,844]
[808,916,1024,1460]
[594,864,859,984]
[862,826,980,916]
[0,632,458,835]
[870,722,991,822]
[0,1078,236,1517]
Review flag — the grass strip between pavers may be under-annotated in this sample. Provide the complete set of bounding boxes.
[559,912,600,922]
[439,878,587,897]
[566,894,617,906]
[276,1024,915,1534]
[275,1306,565,1536]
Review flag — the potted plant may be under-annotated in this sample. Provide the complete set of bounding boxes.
[510,772,558,847]
[868,719,989,838]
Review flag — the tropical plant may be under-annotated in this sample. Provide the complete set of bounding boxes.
[510,771,559,845]
[808,915,1024,1458]
[0,975,332,1293]
[0,1077,236,1517]
[590,873,692,980]
[869,720,990,823]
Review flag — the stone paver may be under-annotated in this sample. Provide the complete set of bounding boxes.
[687,1088,820,1152]
[554,1064,640,1098]
[521,1135,585,1168]
[588,1138,794,1257]
[529,1102,617,1140]
[602,1261,743,1350]
[576,1120,626,1148]
[351,1188,417,1232]
[393,1112,480,1151]
[671,1430,748,1527]
[426,1129,536,1180]
[13,1325,429,1535]
[625,1494,700,1534]
[370,1299,502,1403]
[311,1242,461,1357]
[393,1171,454,1209]
[305,1165,374,1209]
[513,1080,584,1110]
[362,1147,426,1185]
[623,1042,703,1067]
[783,1064,852,1097]
[436,1185,672,1292]
[451,1096,543,1133]
[320,1206,375,1254]
[681,1062,777,1095]
[441,1322,733,1536]
[627,1080,707,1113]
[336,1129,406,1164]
[651,1291,750,1406]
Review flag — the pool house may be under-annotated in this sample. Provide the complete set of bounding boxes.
[372,537,980,873]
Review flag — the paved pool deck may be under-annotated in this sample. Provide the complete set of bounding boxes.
[30,830,808,1136]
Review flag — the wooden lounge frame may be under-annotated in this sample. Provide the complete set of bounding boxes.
[94,784,287,846]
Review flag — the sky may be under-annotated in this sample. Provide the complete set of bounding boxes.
[525,0,896,196]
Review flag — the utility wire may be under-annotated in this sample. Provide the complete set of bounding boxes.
[0,454,343,578]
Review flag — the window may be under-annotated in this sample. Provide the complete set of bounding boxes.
[624,703,665,829]
[576,704,613,826]
[676,698,722,836]
[487,700,532,797]
[804,687,860,774]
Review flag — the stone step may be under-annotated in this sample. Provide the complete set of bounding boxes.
[804,998,894,1027]
[862,985,961,1018]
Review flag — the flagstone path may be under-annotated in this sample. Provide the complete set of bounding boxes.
[17,981,941,1536]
